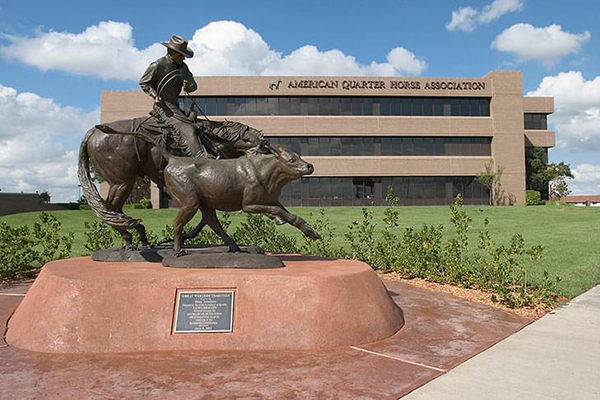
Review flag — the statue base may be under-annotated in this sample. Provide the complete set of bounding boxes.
[6,255,404,354]
[92,245,285,268]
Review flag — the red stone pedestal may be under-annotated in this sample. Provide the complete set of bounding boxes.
[6,255,404,354]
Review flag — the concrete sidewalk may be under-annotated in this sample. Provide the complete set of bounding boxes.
[405,285,600,400]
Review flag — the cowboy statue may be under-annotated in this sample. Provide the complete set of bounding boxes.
[139,35,207,158]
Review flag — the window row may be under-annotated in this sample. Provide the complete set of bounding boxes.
[279,176,490,207]
[267,136,491,156]
[524,113,548,130]
[180,96,491,117]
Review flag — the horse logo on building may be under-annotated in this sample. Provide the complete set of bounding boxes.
[269,80,282,91]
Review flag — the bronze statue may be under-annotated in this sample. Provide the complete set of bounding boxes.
[164,146,321,256]
[78,35,320,254]
[78,118,267,250]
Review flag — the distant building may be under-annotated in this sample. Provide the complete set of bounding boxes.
[101,70,555,208]
[562,195,600,207]
[0,192,65,216]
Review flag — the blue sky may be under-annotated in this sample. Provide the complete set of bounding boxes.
[1,0,599,201]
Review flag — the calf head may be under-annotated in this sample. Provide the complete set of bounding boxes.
[272,145,314,178]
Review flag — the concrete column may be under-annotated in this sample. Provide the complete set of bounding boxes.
[488,71,526,205]
[99,182,109,200]
[150,181,160,209]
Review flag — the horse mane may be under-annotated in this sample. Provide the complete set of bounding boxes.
[200,120,262,142]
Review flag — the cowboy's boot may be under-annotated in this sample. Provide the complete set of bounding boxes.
[180,124,205,157]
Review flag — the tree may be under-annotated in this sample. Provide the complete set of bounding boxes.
[526,146,573,200]
[552,176,572,200]
[39,191,51,203]
[477,163,503,206]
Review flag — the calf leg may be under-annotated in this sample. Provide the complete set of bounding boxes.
[242,204,321,240]
[173,203,199,256]
[201,207,241,253]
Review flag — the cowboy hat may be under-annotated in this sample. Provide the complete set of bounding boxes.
[161,35,194,58]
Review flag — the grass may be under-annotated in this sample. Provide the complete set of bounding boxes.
[1,204,599,299]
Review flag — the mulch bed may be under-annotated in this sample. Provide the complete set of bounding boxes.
[379,272,566,320]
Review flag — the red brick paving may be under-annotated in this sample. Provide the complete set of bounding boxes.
[0,278,530,399]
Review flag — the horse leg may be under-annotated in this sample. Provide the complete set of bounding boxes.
[181,220,207,241]
[173,201,199,257]
[201,207,241,253]
[134,224,151,249]
[105,182,137,249]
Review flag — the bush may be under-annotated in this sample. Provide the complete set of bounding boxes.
[299,209,347,259]
[79,204,91,210]
[0,213,73,279]
[526,190,542,206]
[140,198,153,209]
[83,220,120,253]
[345,195,560,308]
[233,214,299,253]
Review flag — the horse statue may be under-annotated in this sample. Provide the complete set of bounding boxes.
[78,116,269,250]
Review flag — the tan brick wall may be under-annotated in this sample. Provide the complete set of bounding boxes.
[100,71,555,206]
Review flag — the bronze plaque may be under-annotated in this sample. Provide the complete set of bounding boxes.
[173,290,234,333]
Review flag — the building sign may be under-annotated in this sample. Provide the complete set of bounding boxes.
[272,79,486,91]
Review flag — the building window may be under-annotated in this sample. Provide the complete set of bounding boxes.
[180,96,491,117]
[524,113,548,130]
[267,136,492,156]
[279,176,489,206]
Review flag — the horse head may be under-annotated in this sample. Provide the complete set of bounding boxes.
[199,120,271,158]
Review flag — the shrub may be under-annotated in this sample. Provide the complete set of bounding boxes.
[299,209,347,258]
[526,190,542,206]
[140,198,153,209]
[79,204,92,210]
[233,214,299,253]
[0,213,73,279]
[84,220,161,253]
[345,208,378,266]
[83,220,120,253]
[344,195,561,308]
[399,224,444,278]
[124,203,144,209]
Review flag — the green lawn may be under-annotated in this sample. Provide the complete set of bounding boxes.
[1,204,599,299]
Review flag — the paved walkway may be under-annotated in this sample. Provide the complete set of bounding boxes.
[0,277,529,399]
[405,284,600,400]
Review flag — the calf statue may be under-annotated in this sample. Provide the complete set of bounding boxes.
[164,146,321,256]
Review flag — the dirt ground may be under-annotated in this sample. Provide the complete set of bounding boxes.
[379,272,565,320]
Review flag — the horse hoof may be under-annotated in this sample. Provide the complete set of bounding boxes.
[174,249,188,257]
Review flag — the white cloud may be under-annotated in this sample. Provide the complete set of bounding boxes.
[492,24,591,67]
[0,21,164,80]
[446,0,523,32]
[0,20,426,80]
[569,164,600,195]
[0,84,98,202]
[528,71,600,152]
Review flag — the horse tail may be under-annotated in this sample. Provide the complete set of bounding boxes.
[78,127,141,230]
